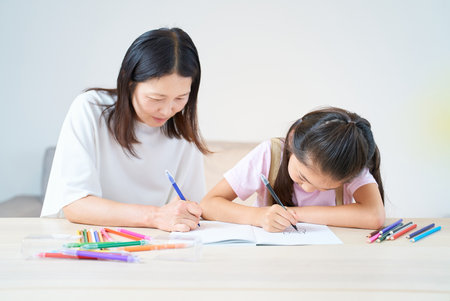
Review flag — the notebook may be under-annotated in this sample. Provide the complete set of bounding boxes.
[170,220,342,245]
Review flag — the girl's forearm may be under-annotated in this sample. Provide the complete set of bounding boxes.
[292,204,385,229]
[63,195,158,227]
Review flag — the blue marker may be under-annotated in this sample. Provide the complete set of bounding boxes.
[165,170,186,200]
[165,170,199,227]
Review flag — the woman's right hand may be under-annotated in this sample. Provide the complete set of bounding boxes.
[153,197,202,232]
[258,204,298,232]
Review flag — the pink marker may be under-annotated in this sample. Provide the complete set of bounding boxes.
[367,232,380,243]
[117,228,151,241]
[100,228,115,242]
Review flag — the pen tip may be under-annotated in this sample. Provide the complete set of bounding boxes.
[260,174,268,184]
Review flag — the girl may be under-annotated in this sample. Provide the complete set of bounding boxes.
[41,28,209,232]
[201,107,385,232]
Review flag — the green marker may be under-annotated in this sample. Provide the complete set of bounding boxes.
[64,240,150,249]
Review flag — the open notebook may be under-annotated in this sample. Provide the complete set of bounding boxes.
[170,221,342,245]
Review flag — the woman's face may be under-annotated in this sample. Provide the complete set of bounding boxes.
[288,154,342,193]
[132,73,192,127]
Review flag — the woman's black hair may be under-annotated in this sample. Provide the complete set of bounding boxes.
[88,27,209,156]
[273,107,384,206]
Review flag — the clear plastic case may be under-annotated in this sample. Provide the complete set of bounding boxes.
[21,233,202,262]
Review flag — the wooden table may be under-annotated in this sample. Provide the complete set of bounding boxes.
[0,218,449,300]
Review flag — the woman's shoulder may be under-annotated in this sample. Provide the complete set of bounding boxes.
[69,90,116,117]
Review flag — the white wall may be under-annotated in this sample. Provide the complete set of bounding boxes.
[1,0,449,217]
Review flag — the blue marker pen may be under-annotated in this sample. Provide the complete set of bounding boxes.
[165,170,199,227]
[165,170,186,200]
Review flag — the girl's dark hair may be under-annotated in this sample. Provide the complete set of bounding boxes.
[88,27,209,156]
[273,107,384,206]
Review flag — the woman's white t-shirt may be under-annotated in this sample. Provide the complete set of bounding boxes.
[41,90,206,218]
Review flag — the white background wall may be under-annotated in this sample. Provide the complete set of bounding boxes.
[1,0,449,217]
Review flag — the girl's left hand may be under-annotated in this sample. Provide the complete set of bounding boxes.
[259,204,298,232]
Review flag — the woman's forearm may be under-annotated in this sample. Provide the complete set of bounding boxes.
[63,195,158,227]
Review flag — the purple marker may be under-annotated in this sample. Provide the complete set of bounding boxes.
[406,223,435,239]
[379,219,403,235]
[63,249,139,263]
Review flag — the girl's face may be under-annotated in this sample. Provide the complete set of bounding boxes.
[288,154,343,193]
[132,73,192,127]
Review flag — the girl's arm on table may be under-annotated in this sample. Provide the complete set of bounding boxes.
[200,178,297,232]
[292,183,385,229]
[63,195,201,232]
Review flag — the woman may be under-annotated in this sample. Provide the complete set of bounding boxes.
[41,28,209,232]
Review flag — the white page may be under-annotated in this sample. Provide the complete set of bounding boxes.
[252,223,342,245]
[171,221,257,244]
[171,221,342,245]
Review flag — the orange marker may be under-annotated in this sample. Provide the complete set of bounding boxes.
[86,230,93,243]
[122,243,187,252]
[104,228,141,241]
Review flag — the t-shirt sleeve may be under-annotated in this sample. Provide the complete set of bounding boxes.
[224,140,271,201]
[343,168,377,204]
[40,95,102,218]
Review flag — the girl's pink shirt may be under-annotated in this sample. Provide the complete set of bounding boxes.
[224,140,377,207]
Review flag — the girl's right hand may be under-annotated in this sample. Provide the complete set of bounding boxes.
[259,204,298,232]
[153,197,202,232]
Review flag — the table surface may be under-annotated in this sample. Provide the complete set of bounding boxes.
[1,218,449,300]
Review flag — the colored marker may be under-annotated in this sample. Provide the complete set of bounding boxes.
[117,228,151,241]
[82,229,88,243]
[98,230,104,242]
[104,228,141,241]
[37,252,97,260]
[86,229,93,242]
[260,174,298,232]
[122,243,187,252]
[389,224,417,240]
[64,240,150,249]
[367,232,381,243]
[367,228,382,238]
[406,223,435,239]
[165,170,200,227]
[165,170,186,200]
[387,223,404,236]
[410,226,441,242]
[390,222,413,235]
[379,219,403,235]
[91,229,99,242]
[376,232,391,243]
[100,228,114,241]
[63,249,139,263]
